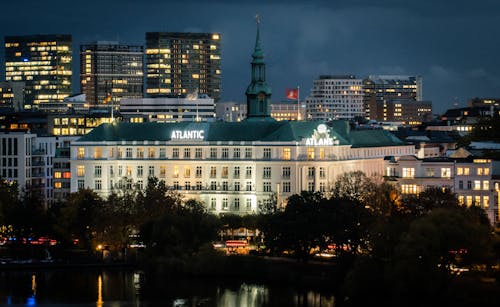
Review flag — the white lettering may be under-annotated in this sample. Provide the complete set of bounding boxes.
[171,130,205,140]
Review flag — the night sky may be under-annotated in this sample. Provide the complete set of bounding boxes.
[1,0,499,114]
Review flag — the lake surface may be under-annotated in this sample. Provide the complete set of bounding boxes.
[0,269,336,306]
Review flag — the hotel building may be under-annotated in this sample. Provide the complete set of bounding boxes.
[4,34,72,109]
[71,25,414,214]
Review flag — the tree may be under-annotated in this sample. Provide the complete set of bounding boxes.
[400,186,458,216]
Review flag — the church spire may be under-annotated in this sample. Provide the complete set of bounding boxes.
[245,15,273,121]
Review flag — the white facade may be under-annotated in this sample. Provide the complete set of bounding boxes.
[305,75,364,121]
[70,122,414,215]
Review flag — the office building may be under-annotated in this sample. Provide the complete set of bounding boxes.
[145,32,221,102]
[80,42,144,105]
[368,99,432,124]
[363,75,422,121]
[0,81,25,111]
[120,95,215,123]
[5,34,72,108]
[305,75,364,121]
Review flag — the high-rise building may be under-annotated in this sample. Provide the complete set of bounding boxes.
[145,32,221,102]
[305,75,364,121]
[363,75,422,120]
[80,42,144,105]
[4,34,72,109]
[0,81,25,111]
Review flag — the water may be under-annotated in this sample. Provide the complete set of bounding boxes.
[0,269,335,306]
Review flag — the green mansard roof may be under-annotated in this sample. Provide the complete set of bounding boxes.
[75,120,405,147]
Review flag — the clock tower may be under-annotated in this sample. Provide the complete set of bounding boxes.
[245,16,274,121]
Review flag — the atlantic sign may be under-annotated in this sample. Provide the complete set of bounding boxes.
[170,130,205,140]
[304,124,339,146]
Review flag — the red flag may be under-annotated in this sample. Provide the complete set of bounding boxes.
[285,88,298,100]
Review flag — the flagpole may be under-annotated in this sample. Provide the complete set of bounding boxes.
[297,85,300,121]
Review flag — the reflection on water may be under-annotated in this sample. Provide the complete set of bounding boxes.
[0,270,335,306]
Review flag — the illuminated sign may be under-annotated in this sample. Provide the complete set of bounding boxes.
[171,130,204,140]
[304,124,339,146]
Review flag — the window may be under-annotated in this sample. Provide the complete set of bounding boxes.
[126,166,132,177]
[222,166,229,178]
[263,148,271,159]
[54,171,62,179]
[137,166,143,177]
[425,168,435,177]
[456,167,463,175]
[458,195,464,205]
[117,148,123,159]
[246,181,252,191]
[77,165,85,177]
[245,148,252,159]
[77,179,85,189]
[282,148,291,160]
[263,167,271,179]
[246,198,252,211]
[210,148,217,158]
[160,166,166,178]
[466,195,473,206]
[94,166,102,178]
[475,195,481,206]
[126,148,132,158]
[137,148,144,158]
[222,198,228,210]
[483,196,489,208]
[474,180,481,190]
[149,166,155,177]
[302,146,315,160]
[94,147,102,159]
[94,180,102,190]
[308,182,314,192]
[282,181,291,193]
[184,148,191,158]
[172,148,179,158]
[234,182,240,191]
[483,180,489,191]
[402,168,415,178]
[246,166,252,178]
[173,181,180,190]
[282,167,290,178]
[467,181,472,189]
[484,168,490,176]
[185,181,191,190]
[137,180,144,190]
[195,148,203,158]
[210,198,216,210]
[222,181,228,191]
[210,181,217,190]
[54,182,62,189]
[458,180,463,189]
[319,167,325,178]
[319,148,325,160]
[233,198,240,211]
[118,165,123,176]
[184,167,191,178]
[401,184,418,194]
[441,168,451,178]
[263,182,272,192]
[196,181,202,190]
[210,166,217,178]
[464,168,470,175]
[196,166,202,177]
[477,168,483,176]
[77,147,85,159]
[234,166,240,178]
[221,148,229,159]
[308,167,315,178]
[233,148,240,159]
[159,148,166,158]
[319,182,326,192]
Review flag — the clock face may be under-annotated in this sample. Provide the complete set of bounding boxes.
[258,92,265,101]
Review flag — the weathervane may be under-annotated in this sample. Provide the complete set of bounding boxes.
[255,14,261,24]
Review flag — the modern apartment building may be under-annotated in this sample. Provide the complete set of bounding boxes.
[4,34,72,109]
[305,75,364,121]
[80,42,144,105]
[145,32,221,102]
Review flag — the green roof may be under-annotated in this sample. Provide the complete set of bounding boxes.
[75,120,404,147]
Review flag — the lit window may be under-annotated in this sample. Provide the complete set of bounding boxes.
[402,168,415,178]
[77,165,85,177]
[282,148,291,160]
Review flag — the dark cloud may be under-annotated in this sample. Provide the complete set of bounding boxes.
[1,0,500,113]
